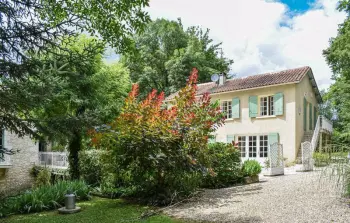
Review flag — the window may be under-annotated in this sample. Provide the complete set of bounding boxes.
[260,96,274,116]
[221,101,232,119]
[248,136,257,157]
[238,136,246,157]
[259,135,268,157]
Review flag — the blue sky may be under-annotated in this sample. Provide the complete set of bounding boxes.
[280,0,316,12]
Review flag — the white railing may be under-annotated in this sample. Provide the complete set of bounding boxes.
[310,115,333,153]
[311,116,321,152]
[321,116,333,133]
[39,152,68,169]
[0,154,12,167]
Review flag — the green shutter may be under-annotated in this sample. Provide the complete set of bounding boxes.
[274,93,284,115]
[226,135,234,144]
[249,96,258,118]
[309,103,313,130]
[268,133,279,146]
[303,97,307,131]
[232,98,240,119]
[314,106,317,128]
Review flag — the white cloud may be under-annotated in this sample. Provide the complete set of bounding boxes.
[147,0,346,90]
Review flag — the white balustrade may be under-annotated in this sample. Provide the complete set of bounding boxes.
[39,152,68,169]
[321,116,333,133]
[311,116,321,153]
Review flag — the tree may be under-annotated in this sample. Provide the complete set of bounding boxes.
[122,18,233,97]
[91,68,225,204]
[0,0,150,136]
[323,0,350,141]
[27,36,131,179]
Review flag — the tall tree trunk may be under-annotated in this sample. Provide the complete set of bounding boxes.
[68,130,82,180]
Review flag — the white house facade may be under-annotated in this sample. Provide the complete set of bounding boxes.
[166,66,333,164]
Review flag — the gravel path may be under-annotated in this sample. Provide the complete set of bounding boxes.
[165,167,350,223]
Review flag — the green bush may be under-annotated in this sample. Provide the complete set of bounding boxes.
[313,152,331,167]
[79,150,112,186]
[242,160,262,177]
[30,166,69,184]
[202,142,243,188]
[34,168,51,187]
[0,180,90,217]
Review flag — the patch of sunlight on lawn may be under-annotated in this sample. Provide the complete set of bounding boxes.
[2,197,189,223]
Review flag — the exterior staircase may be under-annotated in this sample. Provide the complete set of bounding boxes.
[295,116,333,165]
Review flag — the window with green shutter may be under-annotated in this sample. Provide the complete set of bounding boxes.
[226,135,234,144]
[303,97,307,131]
[249,96,258,118]
[309,103,313,130]
[232,97,240,119]
[274,93,284,115]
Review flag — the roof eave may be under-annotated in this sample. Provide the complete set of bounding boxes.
[306,69,323,104]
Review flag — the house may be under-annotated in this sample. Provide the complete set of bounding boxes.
[166,66,333,164]
[0,130,68,198]
[0,130,39,198]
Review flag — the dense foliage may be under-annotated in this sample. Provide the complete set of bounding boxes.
[0,0,150,137]
[0,180,90,217]
[202,143,243,189]
[34,168,51,188]
[323,0,350,142]
[92,68,225,204]
[25,36,132,179]
[122,18,233,97]
[241,160,262,177]
[79,150,114,187]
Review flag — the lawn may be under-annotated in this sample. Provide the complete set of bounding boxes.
[2,197,188,223]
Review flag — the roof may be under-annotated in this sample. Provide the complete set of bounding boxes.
[166,66,322,103]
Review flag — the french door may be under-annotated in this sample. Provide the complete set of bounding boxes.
[238,135,269,163]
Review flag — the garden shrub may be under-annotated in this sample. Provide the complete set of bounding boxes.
[30,166,69,184]
[34,168,51,187]
[0,180,90,217]
[202,142,243,188]
[91,68,225,205]
[313,152,331,167]
[242,160,262,177]
[79,149,112,186]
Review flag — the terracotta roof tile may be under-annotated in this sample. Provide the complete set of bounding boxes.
[166,66,311,100]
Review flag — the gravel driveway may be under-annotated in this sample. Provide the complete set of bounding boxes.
[165,167,350,223]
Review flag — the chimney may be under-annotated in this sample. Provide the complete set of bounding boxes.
[219,74,226,85]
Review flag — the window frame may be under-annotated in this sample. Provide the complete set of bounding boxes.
[220,100,232,119]
[237,136,246,158]
[248,136,257,158]
[259,135,268,158]
[258,95,274,117]
[236,134,270,159]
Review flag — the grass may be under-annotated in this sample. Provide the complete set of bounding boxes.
[2,197,189,223]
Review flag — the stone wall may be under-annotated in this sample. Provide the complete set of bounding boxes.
[0,130,38,198]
